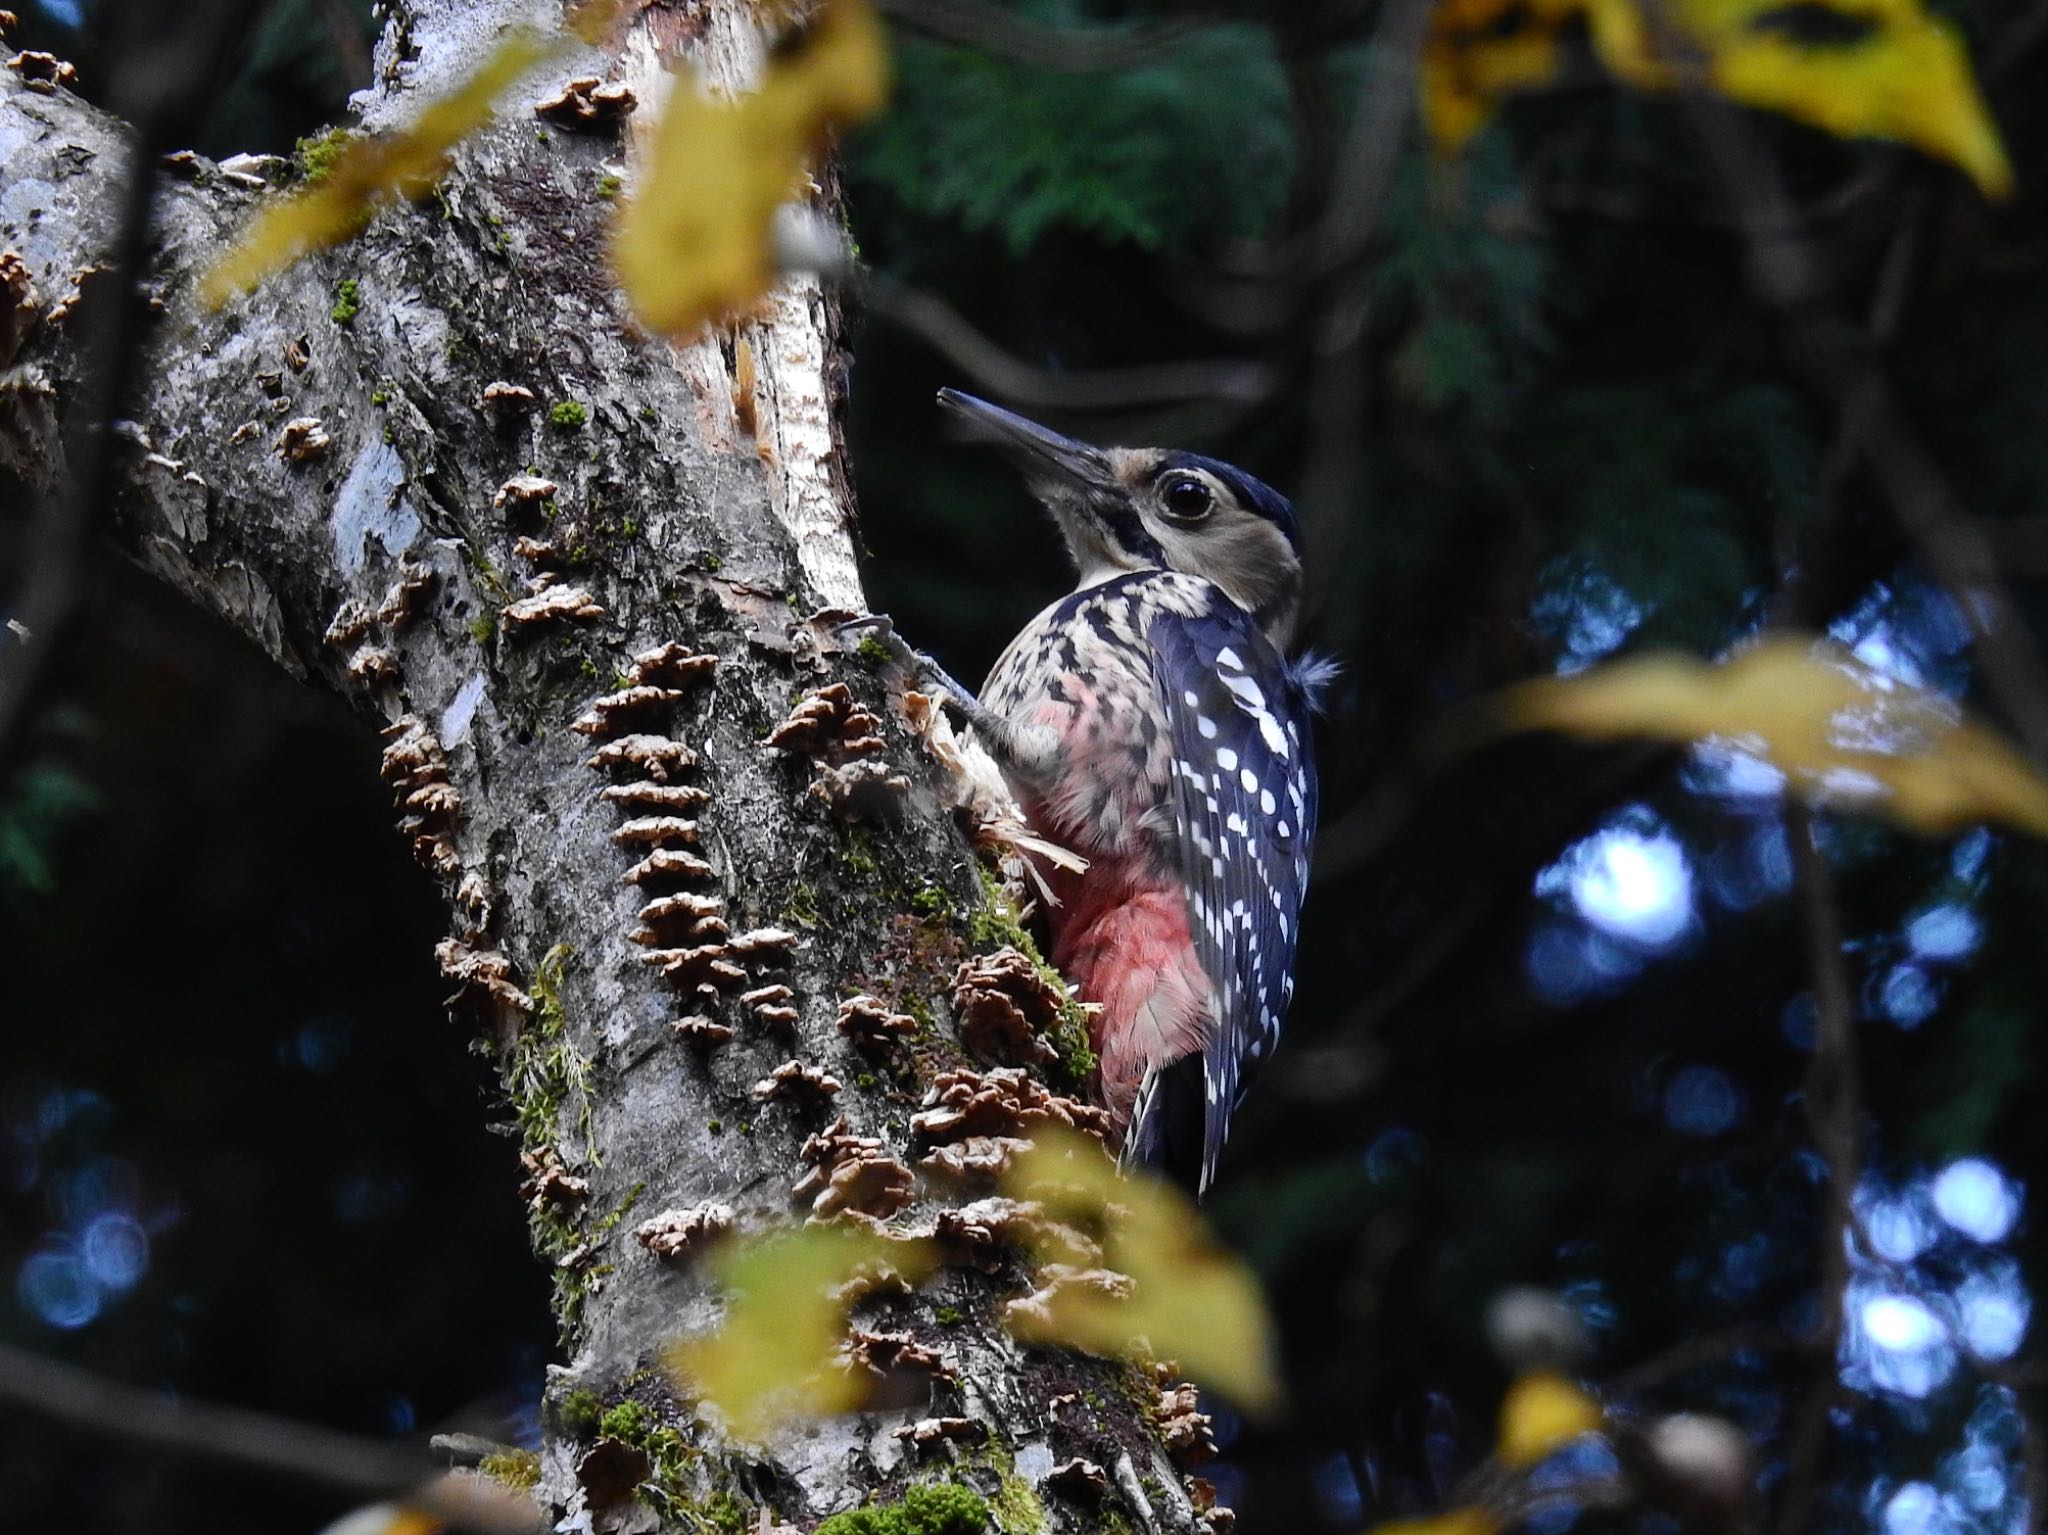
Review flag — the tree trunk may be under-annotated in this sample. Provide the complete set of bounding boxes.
[0,3,1206,1531]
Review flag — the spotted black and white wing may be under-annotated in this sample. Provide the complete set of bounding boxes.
[1143,595,1317,1192]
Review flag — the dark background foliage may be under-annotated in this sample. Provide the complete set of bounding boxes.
[4,0,2045,1532]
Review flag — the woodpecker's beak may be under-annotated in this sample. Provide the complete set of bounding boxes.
[936,389,1114,496]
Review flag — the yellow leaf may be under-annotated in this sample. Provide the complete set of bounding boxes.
[611,0,888,340]
[998,1128,1281,1415]
[1496,1370,1604,1468]
[1488,637,2048,839]
[1421,0,2011,198]
[663,1223,933,1441]
[1365,1510,1497,1535]
[200,0,627,307]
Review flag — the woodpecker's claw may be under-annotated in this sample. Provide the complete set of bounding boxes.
[838,614,981,714]
[835,612,913,663]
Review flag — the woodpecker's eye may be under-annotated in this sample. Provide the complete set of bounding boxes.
[1160,474,1215,521]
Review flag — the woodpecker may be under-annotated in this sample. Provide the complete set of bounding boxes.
[888,389,1324,1193]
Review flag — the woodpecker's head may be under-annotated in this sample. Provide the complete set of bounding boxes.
[939,388,1306,649]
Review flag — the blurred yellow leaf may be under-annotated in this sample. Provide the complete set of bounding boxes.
[999,1128,1280,1415]
[1496,1370,1604,1468]
[1367,1510,1496,1535]
[201,1,628,308]
[663,1223,932,1441]
[1490,637,2048,838]
[1423,0,2011,198]
[611,0,888,339]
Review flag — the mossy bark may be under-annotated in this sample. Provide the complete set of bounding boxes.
[0,4,1206,1530]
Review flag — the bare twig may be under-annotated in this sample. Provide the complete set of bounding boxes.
[1608,1323,1804,1398]
[864,276,1272,411]
[1776,807,1861,1535]
[0,1342,542,1533]
[1297,0,1430,620]
[874,0,1197,70]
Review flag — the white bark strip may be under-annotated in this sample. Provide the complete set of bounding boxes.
[618,3,867,611]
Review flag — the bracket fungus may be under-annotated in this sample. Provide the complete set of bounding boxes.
[893,1417,984,1450]
[836,993,918,1054]
[793,1116,917,1220]
[950,948,1066,1068]
[375,556,435,629]
[754,1059,842,1107]
[729,927,798,964]
[627,641,718,690]
[586,734,697,782]
[492,473,558,514]
[633,1201,734,1262]
[609,815,701,848]
[380,715,462,879]
[912,1066,1112,1145]
[0,248,37,366]
[502,581,604,630]
[931,1196,1100,1272]
[434,937,535,1024]
[641,941,746,989]
[273,416,331,462]
[620,848,718,887]
[519,1148,590,1212]
[479,380,538,420]
[1155,1383,1218,1468]
[739,983,798,1030]
[6,49,76,93]
[1046,1458,1111,1503]
[670,1014,734,1048]
[571,684,688,736]
[598,780,710,813]
[770,683,912,817]
[534,75,638,129]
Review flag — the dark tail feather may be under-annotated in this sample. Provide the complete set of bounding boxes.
[1121,1053,1207,1196]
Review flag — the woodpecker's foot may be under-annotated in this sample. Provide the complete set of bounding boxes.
[836,615,1061,793]
[836,614,984,713]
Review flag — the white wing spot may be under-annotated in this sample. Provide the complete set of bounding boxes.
[1197,714,1219,740]
[1216,747,1239,771]
[1224,673,1266,711]
[1239,767,1259,794]
[1217,646,1244,669]
[1260,788,1277,815]
[1259,714,1289,756]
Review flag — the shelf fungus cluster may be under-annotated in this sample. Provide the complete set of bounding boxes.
[519,1146,591,1214]
[631,1201,734,1263]
[534,74,637,129]
[324,556,436,707]
[835,993,918,1055]
[494,472,606,631]
[766,682,909,822]
[380,707,527,1042]
[1154,1380,1219,1469]
[912,1067,1112,1184]
[274,416,331,462]
[793,1115,916,1221]
[579,642,800,1047]
[380,714,464,880]
[949,947,1069,1068]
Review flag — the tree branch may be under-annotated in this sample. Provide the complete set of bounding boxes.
[0,1342,541,1533]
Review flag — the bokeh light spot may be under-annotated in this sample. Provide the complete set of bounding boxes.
[1663,1065,1743,1137]
[1930,1159,2020,1244]
[18,1248,101,1330]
